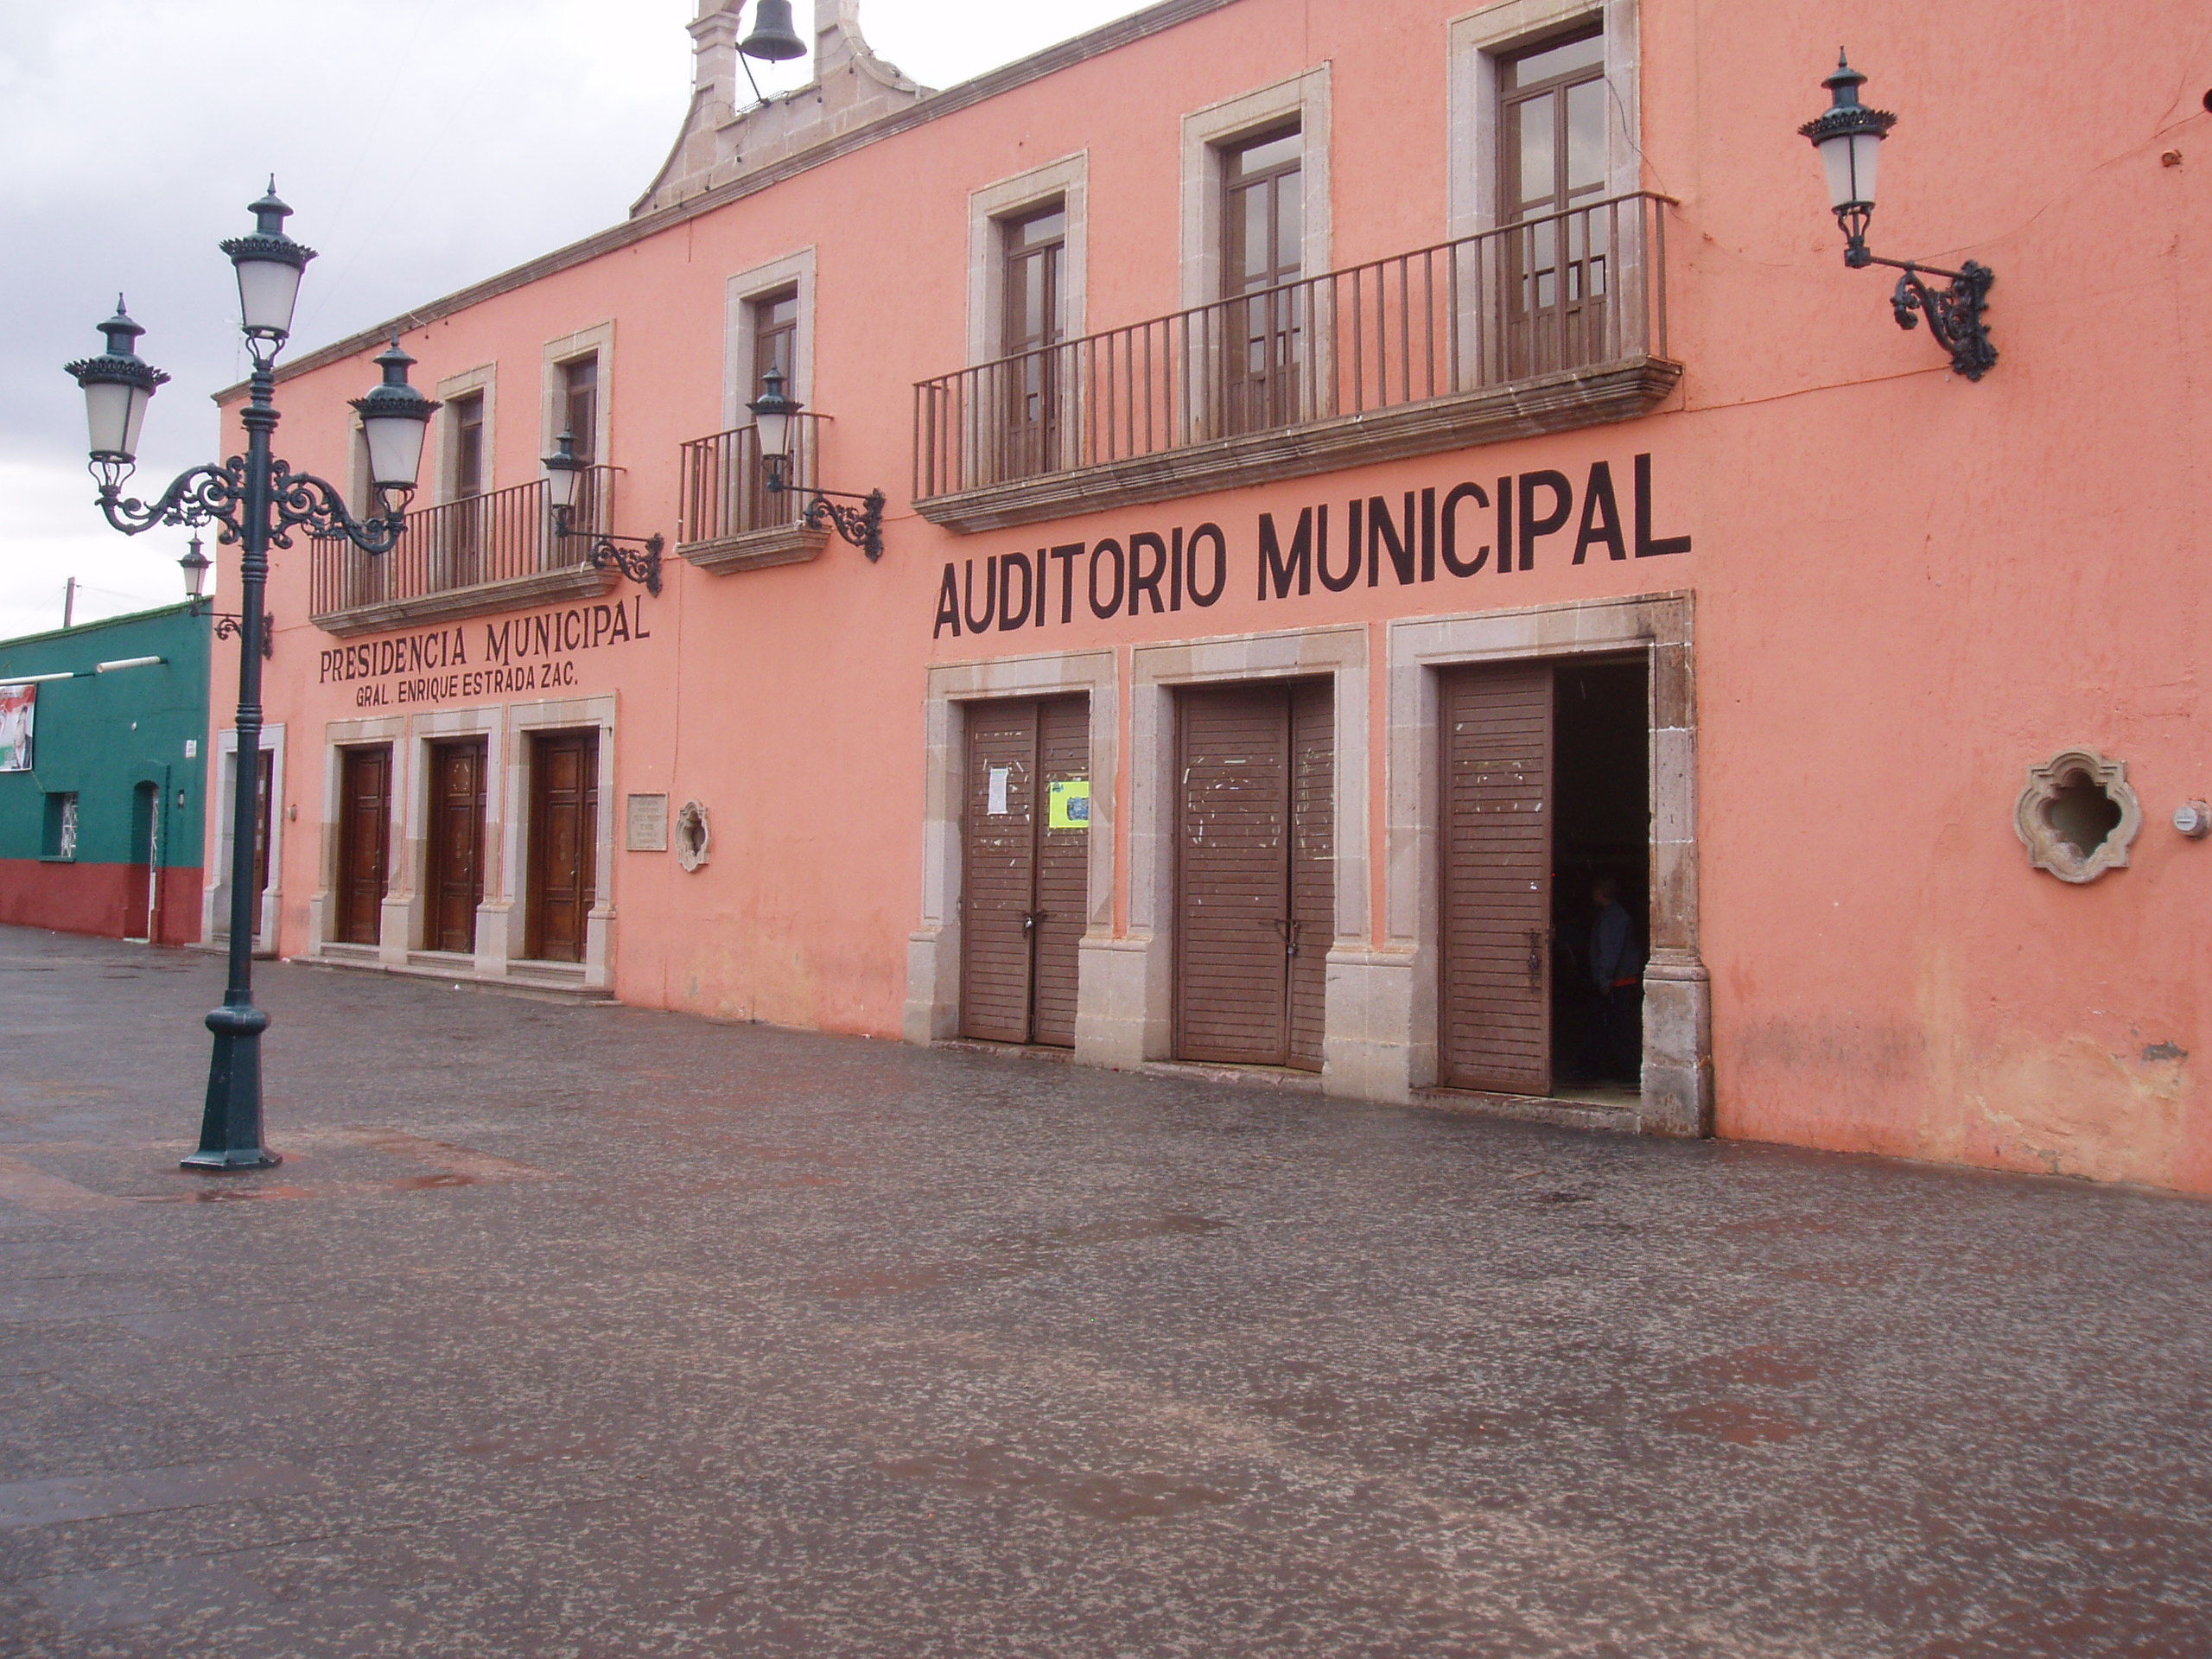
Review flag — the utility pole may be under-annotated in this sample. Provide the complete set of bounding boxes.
[62,577,76,628]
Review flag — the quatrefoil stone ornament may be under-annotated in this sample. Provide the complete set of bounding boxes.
[2013,748,2140,884]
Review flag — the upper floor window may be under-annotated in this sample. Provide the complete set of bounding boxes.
[1222,124,1303,299]
[1000,204,1065,358]
[750,288,799,395]
[1500,29,1606,226]
[558,355,599,462]
[1219,124,1306,435]
[449,391,486,500]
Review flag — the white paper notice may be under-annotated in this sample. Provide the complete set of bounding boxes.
[988,766,1010,816]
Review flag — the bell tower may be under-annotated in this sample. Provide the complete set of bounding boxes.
[634,0,931,217]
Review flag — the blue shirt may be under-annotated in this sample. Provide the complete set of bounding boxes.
[1590,901,1643,988]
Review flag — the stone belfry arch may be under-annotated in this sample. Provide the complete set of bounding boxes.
[633,0,931,214]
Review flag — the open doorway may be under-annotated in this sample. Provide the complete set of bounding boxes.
[1550,658,1649,1098]
[1436,654,1648,1101]
[124,781,158,943]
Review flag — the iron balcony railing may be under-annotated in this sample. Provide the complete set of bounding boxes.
[677,412,823,547]
[915,192,1671,499]
[308,467,618,616]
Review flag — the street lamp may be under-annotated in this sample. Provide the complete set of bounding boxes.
[746,366,887,560]
[178,534,271,658]
[541,432,664,594]
[64,183,437,1173]
[1799,54,1997,380]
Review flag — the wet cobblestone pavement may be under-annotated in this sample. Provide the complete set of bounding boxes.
[2,925,2209,1656]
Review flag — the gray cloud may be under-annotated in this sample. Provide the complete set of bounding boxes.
[4,0,1138,637]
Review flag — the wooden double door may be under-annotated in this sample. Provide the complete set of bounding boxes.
[424,738,488,953]
[526,730,598,964]
[1174,680,1333,1071]
[960,696,1089,1047]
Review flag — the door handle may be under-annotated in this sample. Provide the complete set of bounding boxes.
[1020,910,1044,935]
[1271,918,1303,957]
[1527,927,1543,988]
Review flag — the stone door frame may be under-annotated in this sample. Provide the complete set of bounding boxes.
[1384,592,1708,1134]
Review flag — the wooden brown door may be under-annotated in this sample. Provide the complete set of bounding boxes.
[526,731,598,963]
[252,748,275,911]
[424,738,487,953]
[1175,680,1332,1070]
[1440,663,1553,1093]
[336,745,391,947]
[960,696,1089,1046]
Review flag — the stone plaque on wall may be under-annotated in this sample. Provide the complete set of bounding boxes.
[626,792,670,852]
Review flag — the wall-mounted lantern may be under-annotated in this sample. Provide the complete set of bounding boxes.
[1800,54,1997,380]
[179,534,270,658]
[543,432,664,595]
[747,366,886,560]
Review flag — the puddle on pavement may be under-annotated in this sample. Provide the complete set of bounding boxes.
[459,1434,616,1466]
[1779,1261,1896,1289]
[3,1128,556,1208]
[875,1444,1234,1522]
[1010,1212,1229,1249]
[1665,1399,1817,1444]
[817,1211,1229,1298]
[1717,1216,1849,1237]
[817,1265,964,1298]
[137,1184,320,1205]
[1678,1345,1822,1389]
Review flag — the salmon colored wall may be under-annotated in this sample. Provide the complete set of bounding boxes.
[219,0,2212,1190]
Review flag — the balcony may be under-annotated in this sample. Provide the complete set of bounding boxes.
[913,193,1678,534]
[308,467,621,636]
[675,414,829,574]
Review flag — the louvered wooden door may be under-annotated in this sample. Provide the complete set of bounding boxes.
[1440,663,1553,1093]
[425,738,487,953]
[527,731,598,963]
[336,745,391,947]
[960,696,1089,1046]
[1175,680,1332,1070]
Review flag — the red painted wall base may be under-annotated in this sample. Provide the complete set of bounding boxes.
[0,861,205,947]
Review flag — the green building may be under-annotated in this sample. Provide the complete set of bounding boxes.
[0,604,212,944]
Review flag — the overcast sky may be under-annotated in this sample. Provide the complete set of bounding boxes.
[0,0,1145,639]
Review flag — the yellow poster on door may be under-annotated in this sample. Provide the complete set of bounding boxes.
[1047,779,1090,830]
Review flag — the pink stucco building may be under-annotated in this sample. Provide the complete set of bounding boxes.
[208,0,2212,1191]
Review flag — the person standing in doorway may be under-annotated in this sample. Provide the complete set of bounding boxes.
[1588,874,1644,1084]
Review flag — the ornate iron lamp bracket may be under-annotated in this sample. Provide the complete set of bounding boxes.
[97,454,407,554]
[208,612,275,658]
[798,486,887,561]
[1884,259,1997,381]
[555,515,664,596]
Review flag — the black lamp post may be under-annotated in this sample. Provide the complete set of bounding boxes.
[747,366,886,559]
[1800,54,1997,379]
[541,433,664,594]
[65,182,436,1173]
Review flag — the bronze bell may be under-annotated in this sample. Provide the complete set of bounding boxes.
[738,0,808,62]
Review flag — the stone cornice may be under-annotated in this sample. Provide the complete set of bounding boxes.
[308,566,614,638]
